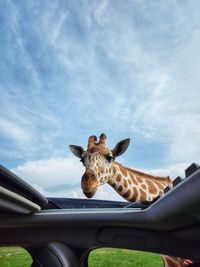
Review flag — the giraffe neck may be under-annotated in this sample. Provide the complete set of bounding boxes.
[107,162,172,202]
[107,163,184,267]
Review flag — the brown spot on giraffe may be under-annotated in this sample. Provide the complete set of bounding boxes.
[128,179,132,185]
[141,184,147,190]
[121,168,127,177]
[123,189,131,199]
[112,183,116,188]
[157,182,165,190]
[99,167,104,173]
[118,185,123,192]
[112,166,116,175]
[131,174,138,185]
[124,179,128,188]
[130,187,138,202]
[146,180,158,195]
[137,176,143,183]
[116,174,121,182]
[140,190,147,201]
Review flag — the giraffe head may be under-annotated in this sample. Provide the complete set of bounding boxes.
[69,133,130,198]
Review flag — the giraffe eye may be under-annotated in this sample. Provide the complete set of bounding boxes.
[106,155,113,162]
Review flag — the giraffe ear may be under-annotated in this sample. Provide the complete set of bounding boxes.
[69,145,85,158]
[112,138,130,158]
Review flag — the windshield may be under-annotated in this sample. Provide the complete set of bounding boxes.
[0,1,199,202]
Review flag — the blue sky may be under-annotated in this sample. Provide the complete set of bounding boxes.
[1,1,200,200]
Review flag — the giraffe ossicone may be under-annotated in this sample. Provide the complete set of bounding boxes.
[69,133,172,201]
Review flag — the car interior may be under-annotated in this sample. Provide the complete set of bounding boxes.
[0,163,200,266]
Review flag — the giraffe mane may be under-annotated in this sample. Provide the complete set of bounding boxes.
[115,162,172,183]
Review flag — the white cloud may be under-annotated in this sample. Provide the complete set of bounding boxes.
[12,157,84,188]
[145,162,189,180]
[33,183,83,198]
[94,184,124,201]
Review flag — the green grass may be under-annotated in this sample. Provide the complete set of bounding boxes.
[0,247,32,267]
[88,248,164,267]
[0,247,163,267]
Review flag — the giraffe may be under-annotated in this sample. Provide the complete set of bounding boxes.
[69,133,172,201]
[69,133,193,267]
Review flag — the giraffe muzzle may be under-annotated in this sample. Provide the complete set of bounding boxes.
[81,171,98,198]
[83,188,97,198]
